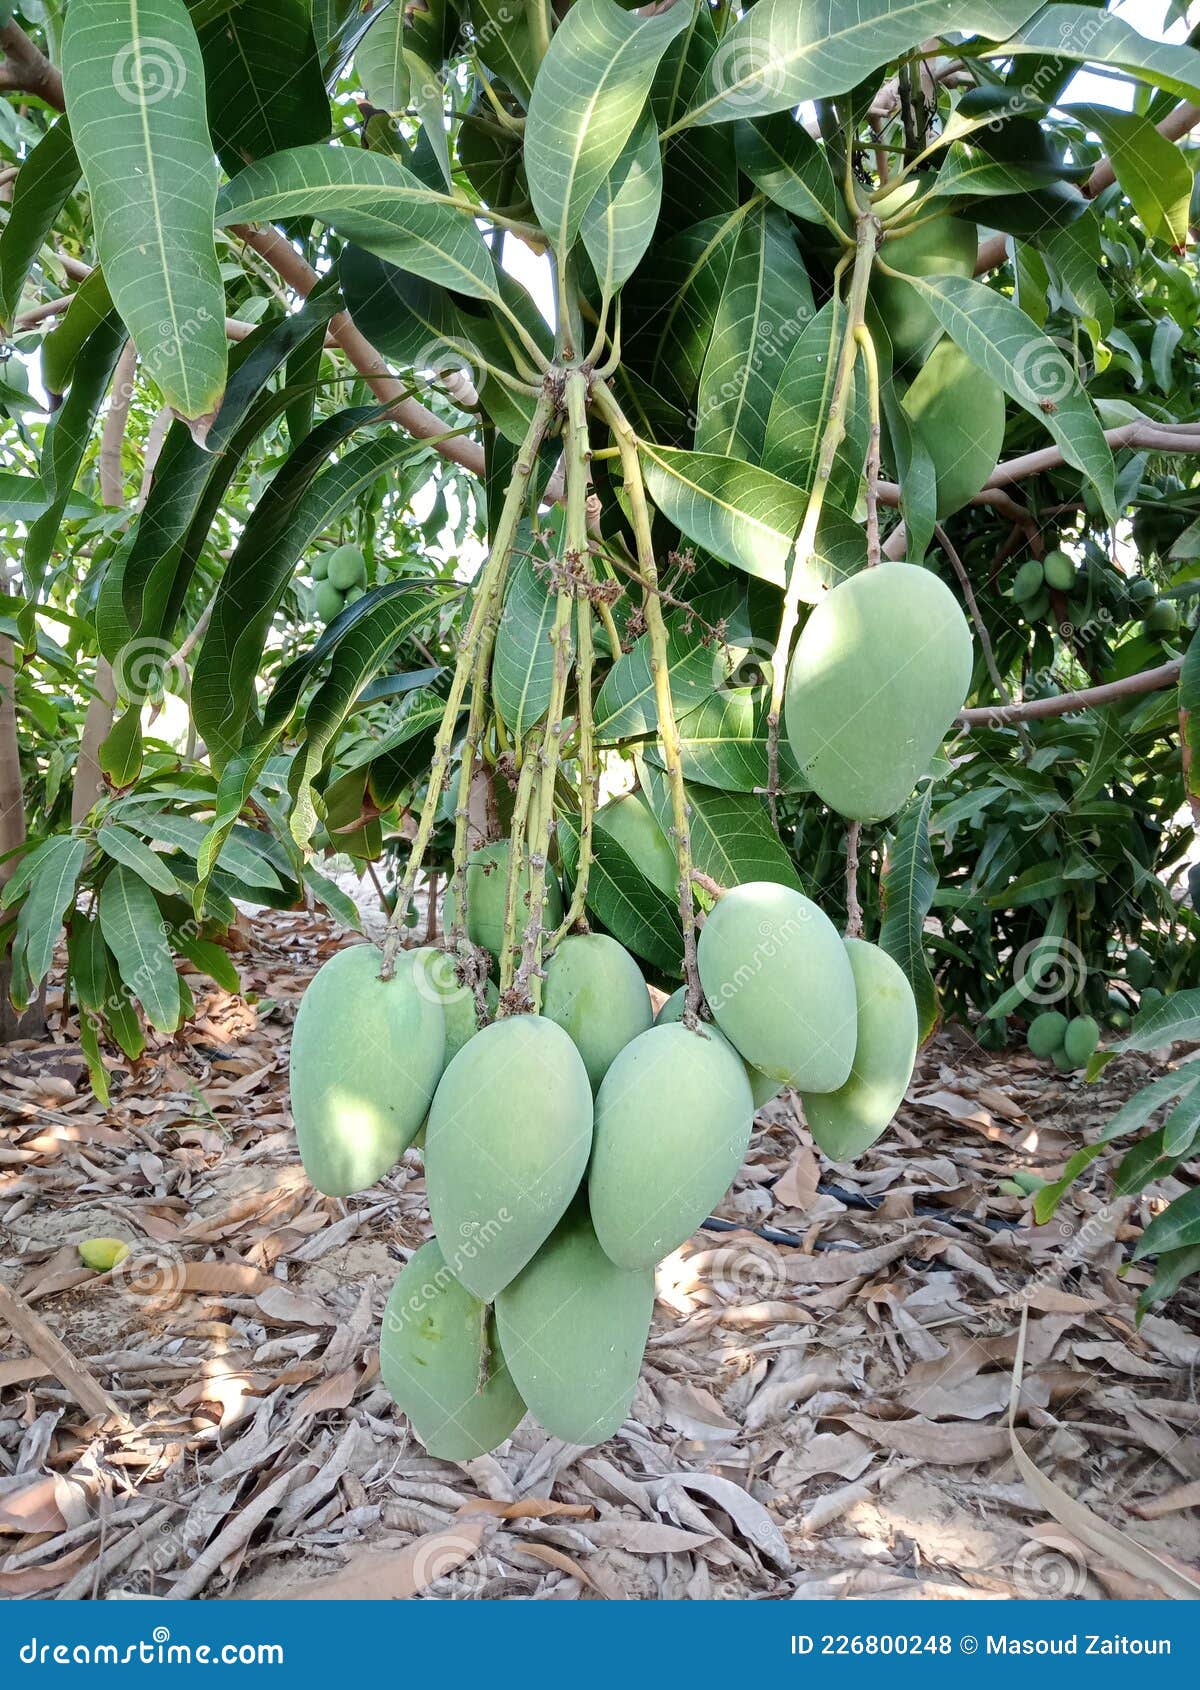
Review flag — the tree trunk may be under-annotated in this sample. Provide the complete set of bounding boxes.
[0,630,41,1041]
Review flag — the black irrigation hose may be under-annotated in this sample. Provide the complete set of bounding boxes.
[699,1178,1020,1253]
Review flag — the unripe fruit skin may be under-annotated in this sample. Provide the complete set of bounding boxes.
[1042,549,1075,592]
[313,552,330,581]
[1063,1014,1100,1067]
[901,340,1005,517]
[1012,559,1045,602]
[589,1022,753,1268]
[289,944,445,1195]
[380,1239,525,1458]
[783,562,974,822]
[408,946,497,1061]
[495,1203,653,1446]
[801,939,918,1161]
[1145,600,1179,635]
[78,1237,129,1272]
[698,881,858,1089]
[1125,948,1154,989]
[871,180,977,364]
[315,580,345,623]
[1026,1010,1067,1058]
[541,934,653,1093]
[442,840,565,960]
[327,543,368,591]
[594,793,678,898]
[426,1015,593,1300]
[656,985,781,1108]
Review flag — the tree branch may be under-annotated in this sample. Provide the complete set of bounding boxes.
[958,659,1181,727]
[0,22,64,109]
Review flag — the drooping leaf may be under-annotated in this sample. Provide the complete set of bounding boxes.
[40,265,114,396]
[97,863,181,1033]
[97,824,180,897]
[639,442,805,587]
[524,0,690,256]
[999,7,1200,105]
[762,297,866,504]
[1067,103,1192,248]
[734,113,843,233]
[10,835,88,1000]
[61,0,228,421]
[468,0,537,105]
[354,0,410,110]
[217,145,497,299]
[0,116,80,333]
[492,541,566,742]
[1115,987,1200,1053]
[1133,1187,1200,1261]
[580,107,663,299]
[880,782,938,1041]
[593,600,733,741]
[197,0,330,175]
[641,763,801,891]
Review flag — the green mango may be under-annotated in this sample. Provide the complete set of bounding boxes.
[589,1022,754,1269]
[426,1014,593,1300]
[1011,559,1045,602]
[380,1239,525,1459]
[495,1201,653,1446]
[315,579,345,623]
[1063,1014,1100,1067]
[442,840,564,961]
[872,179,977,365]
[1042,549,1075,592]
[541,933,653,1093]
[594,793,678,898]
[901,339,1005,517]
[656,986,781,1108]
[783,561,973,822]
[408,946,497,1060]
[1125,948,1154,989]
[289,945,445,1196]
[1026,1010,1067,1058]
[1145,600,1179,636]
[697,881,857,1090]
[313,552,330,581]
[327,542,368,590]
[801,939,917,1161]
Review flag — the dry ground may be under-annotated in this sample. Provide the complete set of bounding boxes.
[2,907,1199,1601]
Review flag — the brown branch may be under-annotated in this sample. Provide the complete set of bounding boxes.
[0,21,64,109]
[0,1281,125,1425]
[982,420,1200,490]
[844,821,864,939]
[958,659,1181,727]
[229,224,487,478]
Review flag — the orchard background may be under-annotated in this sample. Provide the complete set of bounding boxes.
[2,0,1200,1600]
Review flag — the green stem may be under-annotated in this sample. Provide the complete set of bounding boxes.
[498,727,542,1000]
[591,378,702,1017]
[552,596,598,947]
[379,380,560,977]
[854,324,882,569]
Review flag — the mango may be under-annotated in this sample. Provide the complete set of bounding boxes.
[1063,1014,1099,1067]
[1125,949,1154,989]
[901,340,1005,517]
[656,986,781,1108]
[495,1201,653,1446]
[872,179,977,364]
[380,1239,525,1458]
[594,793,678,898]
[801,939,918,1161]
[327,543,367,591]
[315,580,344,623]
[783,561,973,821]
[1012,559,1045,602]
[425,1014,593,1300]
[289,944,444,1195]
[1026,1010,1067,1058]
[1042,549,1075,592]
[541,934,653,1092]
[78,1238,129,1272]
[589,1022,753,1268]
[409,946,496,1061]
[697,881,857,1091]
[442,840,564,961]
[313,552,330,581]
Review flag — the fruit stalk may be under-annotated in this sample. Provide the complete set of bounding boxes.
[854,324,882,569]
[498,725,543,1000]
[552,590,597,946]
[591,378,702,1017]
[379,381,560,978]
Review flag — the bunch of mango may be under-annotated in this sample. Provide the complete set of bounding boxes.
[1025,1009,1100,1072]
[313,543,368,623]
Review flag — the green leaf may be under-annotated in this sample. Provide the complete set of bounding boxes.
[1161,1080,1200,1158]
[61,0,228,421]
[561,813,682,975]
[354,0,410,110]
[0,116,80,334]
[217,146,497,300]
[41,265,114,397]
[1067,104,1192,248]
[734,113,842,232]
[406,49,452,189]
[1133,1187,1200,1262]
[11,835,87,999]
[1137,1244,1200,1321]
[492,541,566,742]
[98,863,181,1034]
[880,783,938,1041]
[593,602,730,741]
[170,925,241,995]
[641,763,801,891]
[524,0,690,256]
[639,442,805,587]
[302,862,364,931]
[97,824,180,896]
[644,688,775,792]
[122,810,285,891]
[468,0,537,105]
[695,203,813,461]
[999,7,1200,105]
[192,742,273,914]
[67,913,112,1104]
[1116,988,1200,1053]
[197,0,330,175]
[684,0,1041,127]
[580,107,663,298]
[893,272,1116,519]
[762,297,866,506]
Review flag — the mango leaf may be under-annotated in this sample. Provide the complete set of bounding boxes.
[217,146,497,300]
[1162,1080,1200,1159]
[594,602,731,741]
[303,862,365,932]
[623,206,747,417]
[1115,988,1200,1053]
[192,743,273,915]
[1133,1187,1200,1261]
[999,7,1200,105]
[354,0,410,110]
[639,442,805,587]
[41,265,114,396]
[0,116,80,333]
[98,863,181,1033]
[492,543,566,742]
[762,297,866,503]
[650,0,737,239]
[120,810,285,891]
[1137,1245,1200,1320]
[61,0,228,422]
[1067,104,1192,248]
[524,0,690,256]
[468,0,537,105]
[197,0,330,175]
[734,113,842,232]
[641,764,800,891]
[894,272,1116,518]
[97,824,180,896]
[684,0,1041,127]
[10,835,87,999]
[66,914,112,1104]
[880,782,938,1041]
[561,814,682,976]
[580,107,663,299]
[695,203,813,461]
[644,688,773,792]
[169,925,241,995]
[406,50,452,188]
